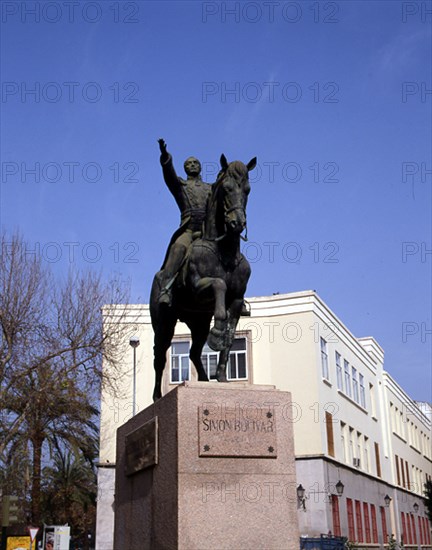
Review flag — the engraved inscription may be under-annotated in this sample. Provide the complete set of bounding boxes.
[198,404,277,458]
[125,416,158,476]
[202,418,274,433]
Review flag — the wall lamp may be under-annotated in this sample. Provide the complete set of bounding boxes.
[413,502,419,513]
[297,484,306,510]
[297,480,344,511]
[384,494,392,507]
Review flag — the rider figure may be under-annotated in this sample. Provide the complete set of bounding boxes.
[157,138,212,306]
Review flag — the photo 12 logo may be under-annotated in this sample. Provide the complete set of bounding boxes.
[1,161,140,184]
[201,160,340,184]
[1,240,140,265]
[1,2,140,23]
[401,2,431,23]
[1,82,139,104]
[202,81,340,104]
[241,241,340,264]
[201,1,340,24]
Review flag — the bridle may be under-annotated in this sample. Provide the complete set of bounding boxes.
[205,169,249,243]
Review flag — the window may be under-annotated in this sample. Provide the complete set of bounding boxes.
[200,342,218,380]
[320,337,329,379]
[197,337,248,381]
[340,422,347,462]
[418,516,424,545]
[331,495,341,536]
[227,338,247,380]
[349,428,355,464]
[352,367,359,403]
[411,514,417,544]
[401,512,407,544]
[370,504,378,543]
[374,442,381,477]
[380,506,388,541]
[326,411,335,457]
[347,499,355,541]
[406,510,412,544]
[355,500,363,542]
[363,502,371,543]
[344,360,352,397]
[405,461,410,489]
[170,341,190,383]
[359,373,366,407]
[400,411,405,439]
[364,436,370,472]
[335,351,343,390]
[395,455,401,485]
[356,431,362,464]
[370,383,377,418]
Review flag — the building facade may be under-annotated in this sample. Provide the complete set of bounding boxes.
[96,291,431,549]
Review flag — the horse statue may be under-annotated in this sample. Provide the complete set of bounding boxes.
[150,154,257,401]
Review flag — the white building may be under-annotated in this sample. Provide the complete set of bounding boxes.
[96,291,431,549]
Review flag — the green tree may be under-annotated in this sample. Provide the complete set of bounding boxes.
[424,479,432,523]
[42,450,97,549]
[0,231,133,525]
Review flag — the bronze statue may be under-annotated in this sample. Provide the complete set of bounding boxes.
[157,139,212,306]
[150,142,256,401]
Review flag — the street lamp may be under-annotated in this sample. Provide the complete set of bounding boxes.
[384,494,392,507]
[129,336,140,416]
[335,480,345,497]
[297,484,306,510]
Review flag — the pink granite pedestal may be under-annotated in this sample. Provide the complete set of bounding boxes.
[114,382,299,550]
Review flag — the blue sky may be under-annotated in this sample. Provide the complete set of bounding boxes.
[1,0,431,401]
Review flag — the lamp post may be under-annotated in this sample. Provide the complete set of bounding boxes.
[296,480,344,511]
[129,336,140,416]
[335,480,344,497]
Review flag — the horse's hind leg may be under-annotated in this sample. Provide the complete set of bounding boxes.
[215,298,243,382]
[153,318,176,401]
[188,317,212,382]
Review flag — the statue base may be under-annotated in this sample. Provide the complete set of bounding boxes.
[114,382,300,550]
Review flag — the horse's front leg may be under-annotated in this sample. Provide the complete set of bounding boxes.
[192,276,227,351]
[215,298,243,381]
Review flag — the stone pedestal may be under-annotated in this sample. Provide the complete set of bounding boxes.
[114,382,299,550]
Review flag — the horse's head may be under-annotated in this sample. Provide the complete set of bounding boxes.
[215,154,257,237]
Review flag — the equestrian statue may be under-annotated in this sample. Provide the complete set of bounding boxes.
[150,139,256,401]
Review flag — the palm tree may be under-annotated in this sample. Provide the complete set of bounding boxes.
[424,479,432,523]
[5,363,98,524]
[42,450,97,549]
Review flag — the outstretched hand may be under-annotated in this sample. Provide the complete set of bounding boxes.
[158,138,168,157]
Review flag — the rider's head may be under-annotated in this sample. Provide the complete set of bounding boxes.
[184,157,201,178]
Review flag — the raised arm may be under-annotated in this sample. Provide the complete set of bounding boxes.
[158,138,180,196]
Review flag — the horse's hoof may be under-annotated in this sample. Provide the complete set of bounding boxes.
[216,369,228,383]
[208,327,226,351]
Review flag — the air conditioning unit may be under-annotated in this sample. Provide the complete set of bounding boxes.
[353,458,361,467]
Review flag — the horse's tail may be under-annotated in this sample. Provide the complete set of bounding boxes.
[149,272,163,330]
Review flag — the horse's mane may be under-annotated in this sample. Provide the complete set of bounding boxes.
[226,161,248,178]
[207,160,247,212]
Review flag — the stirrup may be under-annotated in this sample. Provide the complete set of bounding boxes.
[240,300,251,317]
[159,289,172,307]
